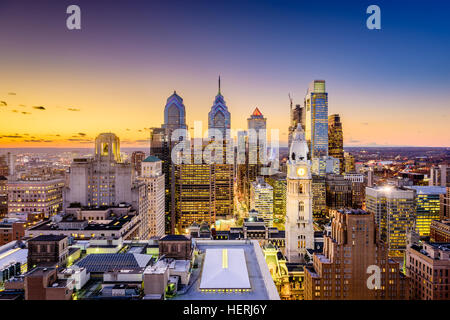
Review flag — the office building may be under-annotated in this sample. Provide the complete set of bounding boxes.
[25,205,142,240]
[344,152,356,173]
[250,177,274,225]
[0,176,7,219]
[7,177,64,223]
[174,164,215,233]
[440,187,450,220]
[27,235,69,269]
[406,186,446,236]
[406,241,449,300]
[344,173,366,209]
[430,220,450,243]
[429,164,450,187]
[0,218,26,246]
[247,107,267,181]
[265,172,287,223]
[326,174,353,211]
[304,209,408,300]
[311,156,340,177]
[365,186,416,257]
[304,80,328,159]
[328,114,344,173]
[312,175,327,220]
[131,151,146,176]
[141,156,165,238]
[285,124,314,263]
[207,79,234,220]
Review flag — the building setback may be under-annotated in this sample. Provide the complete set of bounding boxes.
[304,209,408,300]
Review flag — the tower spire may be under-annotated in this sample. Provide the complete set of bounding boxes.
[218,75,221,95]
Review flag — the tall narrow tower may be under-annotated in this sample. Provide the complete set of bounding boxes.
[285,124,314,263]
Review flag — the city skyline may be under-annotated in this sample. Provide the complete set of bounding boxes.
[1,0,449,148]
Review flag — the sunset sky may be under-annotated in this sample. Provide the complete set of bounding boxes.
[0,0,449,148]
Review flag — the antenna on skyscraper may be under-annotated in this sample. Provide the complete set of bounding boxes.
[218,75,221,95]
[288,93,293,110]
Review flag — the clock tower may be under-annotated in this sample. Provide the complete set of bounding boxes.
[285,124,314,263]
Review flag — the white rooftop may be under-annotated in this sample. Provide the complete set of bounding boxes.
[199,248,251,289]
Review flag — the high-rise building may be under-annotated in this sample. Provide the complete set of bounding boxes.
[0,176,7,219]
[131,151,146,177]
[406,186,446,236]
[328,114,344,173]
[207,78,234,220]
[288,99,304,149]
[365,186,416,257]
[326,174,353,211]
[163,91,187,133]
[406,241,449,300]
[304,80,328,159]
[0,155,8,177]
[344,173,366,209]
[311,156,340,177]
[441,187,450,220]
[65,133,149,238]
[265,173,287,223]
[175,164,215,233]
[208,76,231,141]
[250,177,274,225]
[285,124,314,263]
[367,168,375,187]
[344,152,356,173]
[8,177,64,223]
[141,156,165,238]
[66,133,135,207]
[159,91,189,234]
[311,175,327,221]
[429,164,450,187]
[247,107,267,182]
[304,209,408,300]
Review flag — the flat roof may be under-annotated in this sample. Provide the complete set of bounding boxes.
[199,248,251,290]
[172,240,279,300]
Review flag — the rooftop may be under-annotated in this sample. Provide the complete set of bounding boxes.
[143,155,161,163]
[160,235,190,242]
[199,248,251,290]
[29,235,67,242]
[75,253,153,273]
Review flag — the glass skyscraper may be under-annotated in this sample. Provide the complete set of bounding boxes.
[304,80,328,159]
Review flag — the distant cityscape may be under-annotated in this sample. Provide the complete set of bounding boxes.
[0,78,449,302]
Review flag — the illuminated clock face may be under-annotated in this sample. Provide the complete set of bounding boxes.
[297,167,306,177]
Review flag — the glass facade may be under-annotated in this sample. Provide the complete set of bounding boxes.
[305,80,328,159]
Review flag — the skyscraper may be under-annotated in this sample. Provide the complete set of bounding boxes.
[304,209,408,300]
[131,151,146,177]
[208,76,231,141]
[66,133,132,207]
[151,91,188,234]
[175,163,215,233]
[328,114,344,173]
[365,186,416,257]
[141,156,165,238]
[247,107,267,185]
[344,152,356,173]
[304,80,328,159]
[405,186,446,236]
[265,173,287,223]
[207,78,234,220]
[429,164,450,187]
[163,91,187,133]
[285,124,314,263]
[250,177,274,225]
